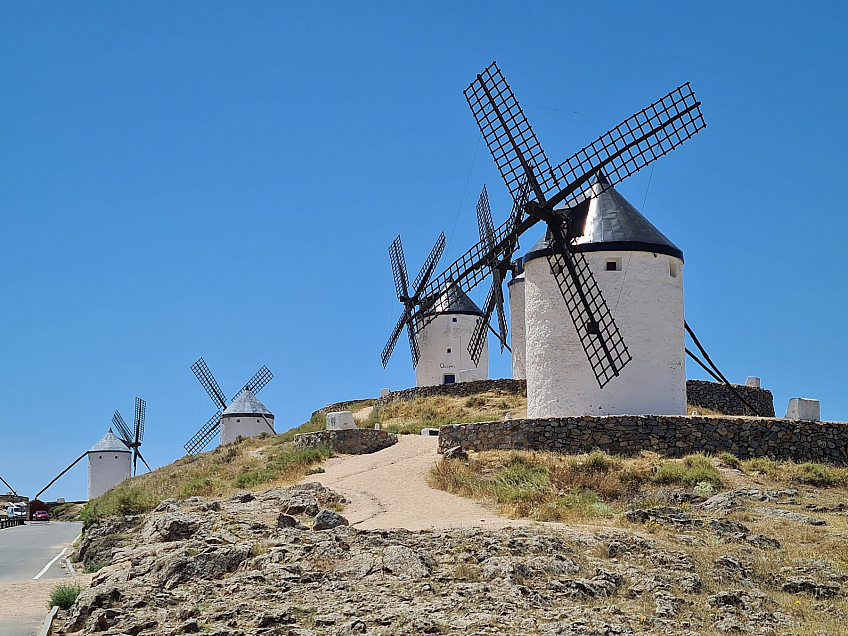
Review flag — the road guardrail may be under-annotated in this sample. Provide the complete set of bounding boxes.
[0,517,25,529]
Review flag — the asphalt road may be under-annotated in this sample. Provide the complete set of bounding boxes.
[0,521,83,636]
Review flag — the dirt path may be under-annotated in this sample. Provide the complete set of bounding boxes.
[300,435,528,531]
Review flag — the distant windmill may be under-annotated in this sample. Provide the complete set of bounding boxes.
[112,397,151,476]
[184,357,274,455]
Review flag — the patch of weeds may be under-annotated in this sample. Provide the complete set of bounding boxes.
[741,457,778,476]
[234,444,332,489]
[718,452,741,469]
[454,562,482,581]
[797,463,842,487]
[84,561,107,573]
[48,583,82,610]
[250,542,269,557]
[653,454,722,488]
[694,480,715,498]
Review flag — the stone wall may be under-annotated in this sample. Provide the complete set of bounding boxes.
[311,399,375,420]
[439,415,848,464]
[686,379,775,417]
[375,379,527,406]
[293,429,397,455]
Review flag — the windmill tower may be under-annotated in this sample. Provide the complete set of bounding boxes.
[415,283,487,386]
[184,358,274,454]
[220,389,275,444]
[87,430,132,499]
[507,258,526,380]
[403,62,704,417]
[523,172,686,417]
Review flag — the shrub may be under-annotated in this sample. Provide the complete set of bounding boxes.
[797,463,840,487]
[84,561,106,573]
[579,450,619,473]
[718,452,740,469]
[741,457,777,476]
[653,454,722,488]
[694,481,715,498]
[234,444,331,489]
[48,583,82,610]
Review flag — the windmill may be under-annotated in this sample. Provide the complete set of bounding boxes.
[381,232,446,369]
[184,357,274,455]
[411,61,705,389]
[112,397,151,476]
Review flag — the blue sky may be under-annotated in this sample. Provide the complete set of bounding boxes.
[1,2,846,501]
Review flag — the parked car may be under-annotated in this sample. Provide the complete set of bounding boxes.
[32,510,50,521]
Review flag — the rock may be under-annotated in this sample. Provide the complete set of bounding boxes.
[753,507,827,526]
[282,493,320,517]
[443,446,468,460]
[277,514,300,529]
[154,498,179,512]
[380,545,433,579]
[654,591,682,617]
[141,512,200,543]
[230,491,256,503]
[178,618,200,633]
[781,576,840,597]
[313,509,349,531]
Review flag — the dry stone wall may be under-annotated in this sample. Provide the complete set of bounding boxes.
[686,380,775,417]
[439,415,848,464]
[293,429,397,455]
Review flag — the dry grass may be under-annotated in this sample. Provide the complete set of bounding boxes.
[80,434,331,527]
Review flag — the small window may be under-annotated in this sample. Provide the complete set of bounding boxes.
[99,455,102,459]
[452,317,457,322]
[443,374,456,384]
[669,262,679,278]
[446,348,451,353]
[605,258,621,271]
[114,455,118,459]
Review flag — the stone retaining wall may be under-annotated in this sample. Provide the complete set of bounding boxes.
[686,380,775,417]
[375,379,527,406]
[439,415,848,464]
[293,429,397,455]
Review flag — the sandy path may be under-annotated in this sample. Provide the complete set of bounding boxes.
[300,435,528,531]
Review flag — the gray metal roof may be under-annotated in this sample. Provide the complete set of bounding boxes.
[89,429,131,453]
[223,389,274,417]
[422,284,483,317]
[525,173,683,263]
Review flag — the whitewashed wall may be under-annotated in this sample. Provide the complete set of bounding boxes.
[87,451,132,500]
[525,250,686,417]
[508,274,526,380]
[221,415,276,444]
[415,313,488,387]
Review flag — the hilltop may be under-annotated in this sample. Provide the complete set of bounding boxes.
[55,389,848,635]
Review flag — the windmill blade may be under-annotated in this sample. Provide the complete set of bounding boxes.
[382,308,410,368]
[191,358,227,409]
[476,186,496,250]
[468,280,498,365]
[411,232,446,298]
[133,450,138,477]
[235,365,274,401]
[465,61,557,202]
[389,236,410,300]
[134,397,146,444]
[544,83,705,210]
[406,314,421,369]
[112,411,133,444]
[184,409,223,455]
[134,448,153,473]
[493,271,508,353]
[547,235,632,388]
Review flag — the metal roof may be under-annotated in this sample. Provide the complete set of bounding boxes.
[223,389,274,417]
[421,283,483,317]
[525,173,683,263]
[89,429,131,453]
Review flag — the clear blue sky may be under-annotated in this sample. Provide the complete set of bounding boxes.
[1,2,846,501]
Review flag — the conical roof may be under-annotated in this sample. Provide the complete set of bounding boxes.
[89,429,131,453]
[223,389,274,417]
[421,283,483,317]
[525,173,683,263]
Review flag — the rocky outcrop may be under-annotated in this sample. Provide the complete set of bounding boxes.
[60,482,848,636]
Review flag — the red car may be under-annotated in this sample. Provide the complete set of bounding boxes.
[32,510,50,521]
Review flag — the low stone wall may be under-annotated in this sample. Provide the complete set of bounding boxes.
[293,429,397,455]
[375,379,527,406]
[439,415,848,464]
[686,380,775,417]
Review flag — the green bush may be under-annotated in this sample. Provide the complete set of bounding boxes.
[653,454,722,488]
[741,457,777,476]
[798,463,840,487]
[234,444,331,489]
[492,455,551,504]
[48,583,82,610]
[578,450,619,473]
[718,452,740,469]
[694,480,715,498]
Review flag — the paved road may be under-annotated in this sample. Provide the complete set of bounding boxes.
[0,521,83,636]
